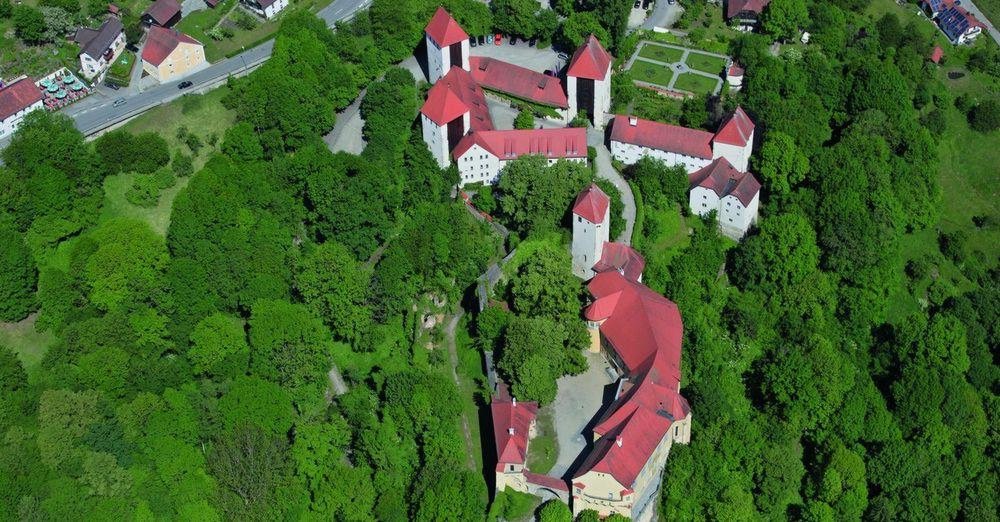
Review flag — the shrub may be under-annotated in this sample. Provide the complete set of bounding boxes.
[152,168,176,190]
[938,229,968,262]
[234,12,257,31]
[968,98,1000,133]
[125,174,160,207]
[171,151,194,177]
[513,107,535,129]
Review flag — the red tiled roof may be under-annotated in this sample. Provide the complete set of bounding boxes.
[452,127,587,161]
[425,6,468,48]
[420,66,494,130]
[689,157,761,206]
[141,26,201,66]
[469,57,569,108]
[726,0,771,19]
[728,62,744,76]
[0,78,43,122]
[143,0,181,26]
[575,271,689,488]
[930,46,944,63]
[572,183,610,223]
[714,106,754,147]
[524,471,569,491]
[610,114,714,159]
[568,35,612,80]
[491,396,538,465]
[593,242,645,282]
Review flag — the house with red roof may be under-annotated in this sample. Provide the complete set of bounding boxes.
[453,127,586,186]
[0,77,44,139]
[726,61,745,90]
[572,271,691,519]
[425,6,470,83]
[420,66,493,168]
[241,0,288,19]
[469,57,569,110]
[141,0,181,28]
[725,0,771,30]
[566,35,613,128]
[609,106,756,173]
[689,157,761,239]
[141,27,205,82]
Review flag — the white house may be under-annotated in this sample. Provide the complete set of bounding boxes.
[609,107,756,173]
[567,35,613,128]
[571,184,611,280]
[424,6,470,83]
[0,77,44,139]
[688,157,761,239]
[241,0,288,19]
[73,17,126,80]
[453,128,587,187]
[419,66,493,168]
[726,62,744,91]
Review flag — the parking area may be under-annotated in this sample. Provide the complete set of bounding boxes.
[469,39,565,74]
[547,350,617,478]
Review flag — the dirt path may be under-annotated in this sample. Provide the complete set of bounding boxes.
[444,312,477,471]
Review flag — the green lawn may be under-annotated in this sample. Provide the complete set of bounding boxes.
[976,0,1000,25]
[684,52,727,75]
[638,43,684,64]
[0,314,57,374]
[454,316,487,473]
[629,60,675,88]
[525,409,557,474]
[120,86,235,170]
[107,50,136,86]
[100,173,190,236]
[487,490,541,522]
[673,72,720,94]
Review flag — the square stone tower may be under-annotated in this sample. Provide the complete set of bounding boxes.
[571,184,610,279]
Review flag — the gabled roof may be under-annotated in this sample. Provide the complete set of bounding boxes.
[567,35,612,80]
[420,66,493,130]
[74,17,123,60]
[610,115,714,160]
[572,183,610,224]
[425,6,469,48]
[469,57,569,108]
[142,26,202,66]
[452,127,587,161]
[930,45,944,63]
[938,5,984,40]
[0,78,43,122]
[728,62,745,77]
[726,0,771,19]
[689,157,761,206]
[593,242,645,282]
[713,106,754,147]
[143,0,181,26]
[491,394,538,466]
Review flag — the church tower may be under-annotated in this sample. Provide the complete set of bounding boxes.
[424,7,470,83]
[567,35,613,128]
[572,184,610,279]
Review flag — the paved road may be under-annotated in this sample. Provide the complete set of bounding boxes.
[960,0,1000,46]
[60,0,371,137]
[588,127,636,245]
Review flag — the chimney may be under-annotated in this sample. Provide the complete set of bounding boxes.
[508,427,515,436]
[512,397,517,408]
[616,435,623,448]
[628,116,638,126]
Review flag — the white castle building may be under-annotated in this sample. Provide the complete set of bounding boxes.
[689,157,760,240]
[424,6,471,83]
[566,35,613,129]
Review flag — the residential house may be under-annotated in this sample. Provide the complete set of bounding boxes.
[453,127,587,186]
[938,5,984,44]
[725,0,771,30]
[0,77,44,139]
[688,157,761,239]
[241,0,289,20]
[567,35,613,128]
[74,17,126,80]
[609,107,755,173]
[142,0,182,28]
[574,270,692,520]
[141,26,206,82]
[425,6,470,83]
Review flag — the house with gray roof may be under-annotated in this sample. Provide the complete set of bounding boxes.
[73,17,126,80]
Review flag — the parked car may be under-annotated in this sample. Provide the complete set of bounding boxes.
[557,52,569,60]
[178,80,193,89]
[509,36,517,45]
[112,97,126,107]
[479,35,487,45]
[528,38,536,46]
[470,37,478,47]
[494,33,502,45]
[634,0,640,8]
[105,81,120,90]
[126,43,139,53]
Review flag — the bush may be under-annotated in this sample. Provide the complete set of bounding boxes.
[171,151,194,177]
[938,229,968,262]
[234,12,257,31]
[513,107,535,129]
[474,187,497,215]
[125,174,161,207]
[968,99,1000,133]
[153,168,176,190]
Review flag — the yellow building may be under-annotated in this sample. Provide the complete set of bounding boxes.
[141,26,205,83]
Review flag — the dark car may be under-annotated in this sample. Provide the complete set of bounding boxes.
[634,0,640,7]
[178,80,193,89]
[528,38,536,46]
[126,43,139,53]
[105,81,120,90]
[509,36,517,45]
[479,35,486,45]
[470,37,478,47]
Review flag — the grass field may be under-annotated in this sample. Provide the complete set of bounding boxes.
[525,409,557,474]
[673,72,720,94]
[976,0,1000,26]
[638,43,684,63]
[100,173,191,236]
[629,60,675,87]
[0,314,57,374]
[684,52,727,75]
[120,87,235,169]
[107,50,136,86]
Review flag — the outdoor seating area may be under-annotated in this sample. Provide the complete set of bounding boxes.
[35,68,92,110]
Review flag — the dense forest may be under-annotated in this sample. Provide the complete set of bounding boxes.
[0,0,997,520]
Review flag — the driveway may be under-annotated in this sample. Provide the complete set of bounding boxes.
[588,128,636,245]
[642,0,684,30]
[548,350,617,478]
